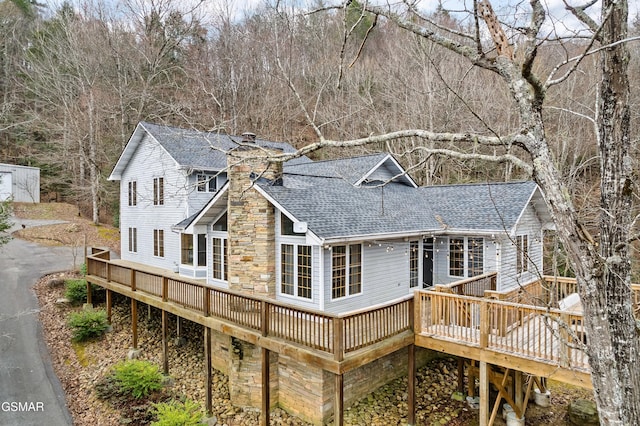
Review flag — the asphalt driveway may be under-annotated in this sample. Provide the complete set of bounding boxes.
[0,219,74,426]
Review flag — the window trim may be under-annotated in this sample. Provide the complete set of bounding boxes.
[331,244,362,300]
[128,181,137,206]
[153,229,165,257]
[448,237,484,278]
[153,177,164,206]
[181,233,194,265]
[128,227,137,253]
[280,242,313,300]
[211,235,228,281]
[409,240,419,288]
[516,234,529,274]
[196,174,218,193]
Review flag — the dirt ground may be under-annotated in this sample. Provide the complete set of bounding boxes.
[12,202,120,255]
[18,202,594,425]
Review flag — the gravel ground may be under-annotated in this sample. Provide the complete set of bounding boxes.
[35,272,593,426]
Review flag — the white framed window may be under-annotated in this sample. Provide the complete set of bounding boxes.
[197,174,217,193]
[516,235,529,274]
[409,241,419,288]
[153,229,164,257]
[153,177,164,205]
[128,227,137,253]
[332,244,362,299]
[281,243,312,299]
[449,237,484,278]
[128,181,137,206]
[212,236,228,280]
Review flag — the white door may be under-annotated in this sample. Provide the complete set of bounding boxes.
[0,172,12,201]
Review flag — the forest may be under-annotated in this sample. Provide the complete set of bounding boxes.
[1,0,636,226]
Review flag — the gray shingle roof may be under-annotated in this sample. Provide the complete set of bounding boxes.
[283,153,389,185]
[259,174,538,240]
[141,122,307,171]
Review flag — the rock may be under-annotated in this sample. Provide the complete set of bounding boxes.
[451,391,465,402]
[48,278,66,287]
[127,348,142,359]
[568,399,599,425]
[203,415,218,425]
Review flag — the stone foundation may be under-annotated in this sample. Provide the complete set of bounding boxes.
[213,332,437,425]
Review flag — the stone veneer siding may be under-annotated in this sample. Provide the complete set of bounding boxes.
[226,147,282,296]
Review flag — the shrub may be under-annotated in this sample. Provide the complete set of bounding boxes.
[65,279,89,304]
[112,360,163,399]
[151,399,205,426]
[67,309,109,342]
[65,278,103,304]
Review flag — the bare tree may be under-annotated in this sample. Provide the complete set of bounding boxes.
[269,0,639,423]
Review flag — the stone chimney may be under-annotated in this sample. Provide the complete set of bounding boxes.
[226,139,283,297]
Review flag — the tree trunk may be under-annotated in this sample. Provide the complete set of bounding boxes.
[585,0,640,423]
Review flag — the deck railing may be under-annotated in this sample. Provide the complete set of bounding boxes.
[433,272,497,297]
[86,251,413,360]
[416,290,590,371]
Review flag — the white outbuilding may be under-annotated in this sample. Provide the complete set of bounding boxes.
[0,163,40,203]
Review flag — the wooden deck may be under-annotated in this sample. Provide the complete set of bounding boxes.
[415,290,592,387]
[86,250,414,374]
[86,249,640,388]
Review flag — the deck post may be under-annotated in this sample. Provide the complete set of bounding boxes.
[515,370,523,412]
[106,289,112,324]
[261,348,270,426]
[162,277,168,302]
[479,300,488,348]
[162,310,169,375]
[204,326,212,416]
[333,317,344,362]
[131,299,138,349]
[479,361,489,426]
[457,358,465,393]
[86,281,92,306]
[408,343,416,425]
[334,373,344,426]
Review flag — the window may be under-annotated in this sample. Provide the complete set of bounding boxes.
[197,174,217,193]
[449,237,484,278]
[468,238,484,277]
[281,244,312,299]
[153,229,164,257]
[153,177,164,205]
[128,227,137,253]
[332,244,362,299]
[212,213,227,232]
[181,234,193,264]
[197,234,206,267]
[128,181,137,206]
[449,238,464,277]
[281,213,305,236]
[409,241,419,288]
[516,235,529,274]
[212,237,228,280]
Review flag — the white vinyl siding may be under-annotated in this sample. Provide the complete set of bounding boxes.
[118,133,189,270]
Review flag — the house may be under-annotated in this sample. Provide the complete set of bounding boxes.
[104,121,558,424]
[110,122,553,315]
[0,163,40,203]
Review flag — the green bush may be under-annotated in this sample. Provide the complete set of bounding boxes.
[112,360,163,399]
[151,399,205,426]
[67,309,109,342]
[65,278,103,304]
[65,279,89,304]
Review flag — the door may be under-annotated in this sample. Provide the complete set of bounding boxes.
[422,237,434,288]
[0,172,12,201]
